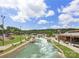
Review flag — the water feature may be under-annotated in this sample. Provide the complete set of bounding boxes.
[6,37,62,58]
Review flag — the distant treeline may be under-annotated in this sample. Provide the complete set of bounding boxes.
[0,25,79,36]
[25,28,78,36]
[0,25,21,34]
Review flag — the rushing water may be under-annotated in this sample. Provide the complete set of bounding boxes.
[6,37,62,58]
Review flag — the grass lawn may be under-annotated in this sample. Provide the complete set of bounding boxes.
[0,35,31,55]
[0,35,29,46]
[51,41,79,58]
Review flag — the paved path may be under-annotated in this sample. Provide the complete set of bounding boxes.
[0,37,28,51]
[0,38,34,57]
[0,44,12,51]
[51,37,79,53]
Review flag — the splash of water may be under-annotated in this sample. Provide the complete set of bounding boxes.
[35,37,57,58]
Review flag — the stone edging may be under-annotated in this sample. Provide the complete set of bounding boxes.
[51,40,66,58]
[0,38,34,57]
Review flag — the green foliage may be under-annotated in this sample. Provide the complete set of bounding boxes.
[53,41,79,58]
[6,26,21,34]
[25,28,78,36]
[0,35,26,46]
[0,24,79,35]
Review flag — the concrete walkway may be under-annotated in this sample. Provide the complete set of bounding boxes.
[0,37,28,51]
[0,38,34,57]
[0,44,12,51]
[51,37,79,53]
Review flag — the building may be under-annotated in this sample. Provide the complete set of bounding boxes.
[57,30,79,47]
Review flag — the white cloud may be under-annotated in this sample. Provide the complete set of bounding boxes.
[50,25,61,29]
[22,28,32,30]
[58,14,73,25]
[58,0,79,27]
[46,10,54,17]
[0,0,17,9]
[38,20,48,24]
[39,27,48,29]
[50,24,71,29]
[62,0,79,15]
[59,14,72,21]
[58,6,64,13]
[0,0,54,22]
[58,8,61,13]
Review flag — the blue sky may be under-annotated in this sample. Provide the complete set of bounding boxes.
[0,0,79,30]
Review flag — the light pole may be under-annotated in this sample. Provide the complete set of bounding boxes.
[1,15,5,46]
[57,29,61,43]
[20,26,22,43]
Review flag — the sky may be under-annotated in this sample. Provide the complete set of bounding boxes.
[0,0,79,30]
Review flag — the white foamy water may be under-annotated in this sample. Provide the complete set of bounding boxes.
[34,37,58,58]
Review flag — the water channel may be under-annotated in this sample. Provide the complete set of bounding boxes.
[6,37,62,58]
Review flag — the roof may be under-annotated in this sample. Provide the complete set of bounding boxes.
[67,30,79,33]
[58,30,79,37]
[59,33,79,37]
